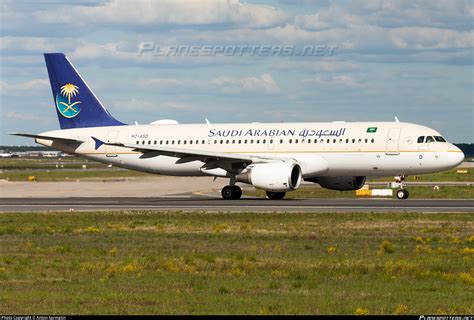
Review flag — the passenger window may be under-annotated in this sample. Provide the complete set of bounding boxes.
[295,139,299,144]
[232,140,235,144]
[136,140,139,144]
[263,139,266,144]
[172,141,175,145]
[426,136,435,143]
[280,139,283,143]
[177,141,180,144]
[202,140,205,144]
[371,139,374,143]
[238,140,242,144]
[417,136,425,143]
[160,141,163,145]
[352,139,355,143]
[189,140,192,144]
[142,141,145,145]
[333,139,336,143]
[289,139,292,143]
[226,140,229,144]
[220,140,223,144]
[327,139,330,143]
[250,140,254,144]
[364,139,368,143]
[166,141,169,145]
[183,141,186,145]
[256,140,260,144]
[346,139,349,143]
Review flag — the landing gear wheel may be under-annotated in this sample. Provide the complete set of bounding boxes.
[232,186,242,200]
[221,185,242,200]
[396,189,409,200]
[266,191,286,200]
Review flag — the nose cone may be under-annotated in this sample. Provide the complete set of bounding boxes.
[448,145,465,168]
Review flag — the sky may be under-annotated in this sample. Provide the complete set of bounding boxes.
[0,0,473,145]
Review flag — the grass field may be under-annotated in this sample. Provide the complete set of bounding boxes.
[373,168,473,182]
[0,157,108,170]
[0,211,473,315]
[0,169,152,181]
[245,186,474,199]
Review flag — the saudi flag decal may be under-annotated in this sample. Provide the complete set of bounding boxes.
[367,127,377,133]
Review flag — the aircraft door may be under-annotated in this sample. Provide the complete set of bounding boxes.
[386,128,401,155]
[105,131,119,157]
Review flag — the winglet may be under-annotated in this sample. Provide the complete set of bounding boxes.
[91,136,104,150]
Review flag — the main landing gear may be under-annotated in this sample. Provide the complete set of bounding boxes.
[266,191,286,200]
[394,175,409,200]
[221,185,242,200]
[220,176,287,200]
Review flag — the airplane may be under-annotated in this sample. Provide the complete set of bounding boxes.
[11,53,465,200]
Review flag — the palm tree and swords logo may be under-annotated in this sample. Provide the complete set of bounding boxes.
[56,83,82,118]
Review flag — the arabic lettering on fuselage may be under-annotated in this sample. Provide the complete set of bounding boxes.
[208,128,346,138]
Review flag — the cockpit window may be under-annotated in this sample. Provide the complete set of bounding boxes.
[425,136,435,143]
[417,136,425,143]
[434,136,446,142]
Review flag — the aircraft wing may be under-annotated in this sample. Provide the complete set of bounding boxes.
[9,133,84,143]
[105,141,278,169]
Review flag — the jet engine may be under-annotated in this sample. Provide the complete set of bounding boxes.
[305,176,366,191]
[236,162,302,192]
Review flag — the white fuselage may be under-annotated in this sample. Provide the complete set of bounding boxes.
[36,121,464,178]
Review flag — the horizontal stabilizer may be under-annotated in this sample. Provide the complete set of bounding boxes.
[9,133,83,143]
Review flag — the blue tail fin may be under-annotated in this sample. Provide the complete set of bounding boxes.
[44,53,125,129]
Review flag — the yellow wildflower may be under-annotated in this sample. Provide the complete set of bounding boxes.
[327,246,337,254]
[394,304,409,315]
[355,308,369,315]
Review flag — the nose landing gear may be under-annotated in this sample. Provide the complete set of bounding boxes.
[396,189,409,200]
[394,175,409,200]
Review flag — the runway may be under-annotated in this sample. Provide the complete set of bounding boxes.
[1,197,473,213]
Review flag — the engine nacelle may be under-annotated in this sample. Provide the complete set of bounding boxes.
[306,176,366,191]
[237,162,302,192]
